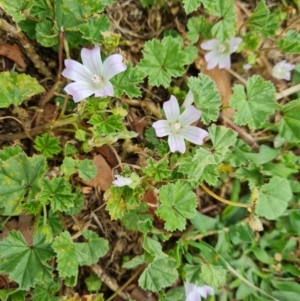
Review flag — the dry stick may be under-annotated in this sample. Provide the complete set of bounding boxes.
[276,83,300,100]
[0,116,33,140]
[106,266,144,301]
[221,116,260,151]
[91,264,131,300]
[200,183,251,208]
[0,19,52,78]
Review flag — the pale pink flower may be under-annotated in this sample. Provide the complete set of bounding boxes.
[62,45,127,102]
[201,37,242,70]
[272,60,295,80]
[185,282,214,301]
[182,90,194,109]
[152,96,208,153]
[112,175,133,187]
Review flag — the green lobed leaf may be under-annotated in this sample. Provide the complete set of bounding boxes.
[0,72,45,108]
[52,231,78,279]
[62,0,108,18]
[188,74,222,124]
[200,263,227,289]
[142,158,171,182]
[74,230,109,266]
[121,203,153,231]
[123,255,145,269]
[208,124,237,164]
[230,75,277,129]
[89,114,124,135]
[138,256,178,292]
[0,145,23,163]
[279,99,300,143]
[0,153,46,215]
[36,20,58,47]
[142,236,163,258]
[39,177,75,212]
[77,159,97,180]
[34,133,62,158]
[210,0,236,41]
[277,30,300,54]
[138,36,186,88]
[0,231,55,290]
[256,176,293,220]
[182,0,204,14]
[110,64,145,98]
[156,181,197,231]
[61,157,76,176]
[85,274,102,293]
[105,186,143,220]
[187,16,212,43]
[0,288,26,301]
[247,0,270,31]
[78,15,110,44]
[183,45,198,65]
[32,282,60,301]
[31,0,54,19]
[0,0,33,22]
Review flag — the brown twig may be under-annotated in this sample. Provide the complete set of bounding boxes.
[220,116,260,151]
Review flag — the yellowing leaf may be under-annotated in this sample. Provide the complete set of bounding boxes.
[0,72,45,108]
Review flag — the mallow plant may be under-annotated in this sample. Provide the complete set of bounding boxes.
[0,0,299,300]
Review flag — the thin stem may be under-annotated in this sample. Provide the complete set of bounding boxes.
[226,262,280,301]
[106,266,144,301]
[276,83,300,100]
[200,183,251,208]
[226,68,247,85]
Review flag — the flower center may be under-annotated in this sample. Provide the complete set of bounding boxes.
[91,74,104,88]
[276,67,287,77]
[170,122,181,133]
[218,42,228,53]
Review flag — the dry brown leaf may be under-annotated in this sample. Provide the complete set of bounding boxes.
[0,213,33,245]
[0,43,26,68]
[128,109,148,136]
[81,154,113,191]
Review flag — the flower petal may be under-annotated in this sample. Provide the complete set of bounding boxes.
[103,54,127,80]
[62,59,93,83]
[81,45,103,76]
[205,50,220,62]
[112,175,133,187]
[201,39,219,50]
[182,90,194,109]
[163,96,180,123]
[152,120,170,137]
[186,290,199,301]
[180,126,208,145]
[179,105,201,126]
[184,282,194,295]
[228,37,242,53]
[94,81,114,97]
[195,285,214,298]
[168,133,186,153]
[64,82,95,102]
[218,54,231,69]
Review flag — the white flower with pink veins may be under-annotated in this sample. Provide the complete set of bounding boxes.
[201,37,242,70]
[62,45,127,102]
[184,282,214,301]
[272,60,295,80]
[152,95,208,154]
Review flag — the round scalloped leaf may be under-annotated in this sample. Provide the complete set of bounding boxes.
[0,72,45,108]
